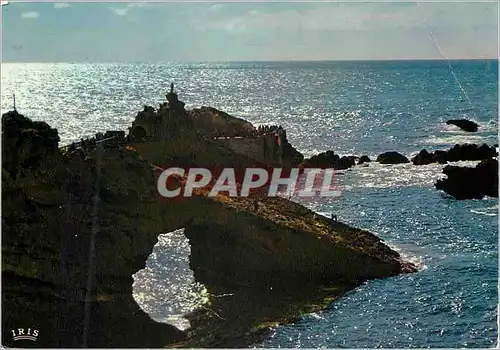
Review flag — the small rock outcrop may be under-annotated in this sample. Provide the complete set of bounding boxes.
[358,155,371,165]
[411,149,434,165]
[300,151,358,170]
[435,159,498,199]
[446,119,479,132]
[376,151,410,164]
[446,143,496,161]
[433,150,449,164]
[337,155,357,170]
[411,144,497,165]
[300,150,339,169]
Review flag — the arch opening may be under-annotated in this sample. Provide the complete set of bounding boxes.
[132,229,208,331]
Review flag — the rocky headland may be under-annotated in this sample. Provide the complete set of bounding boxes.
[2,89,416,348]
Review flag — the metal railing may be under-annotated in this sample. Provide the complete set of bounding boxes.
[59,136,123,152]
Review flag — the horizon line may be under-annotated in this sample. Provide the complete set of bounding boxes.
[2,58,498,64]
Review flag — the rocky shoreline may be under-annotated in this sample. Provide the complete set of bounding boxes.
[2,89,418,348]
[300,143,498,200]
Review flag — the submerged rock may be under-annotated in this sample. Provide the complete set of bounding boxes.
[435,158,498,199]
[446,119,479,132]
[376,151,410,164]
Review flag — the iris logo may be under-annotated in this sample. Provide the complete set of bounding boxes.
[11,328,39,342]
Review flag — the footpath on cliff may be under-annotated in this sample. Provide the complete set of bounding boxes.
[1,89,416,348]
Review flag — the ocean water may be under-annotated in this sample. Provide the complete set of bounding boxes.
[1,60,498,348]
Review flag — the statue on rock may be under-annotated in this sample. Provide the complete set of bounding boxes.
[165,82,185,111]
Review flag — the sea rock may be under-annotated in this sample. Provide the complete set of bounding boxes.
[435,158,498,199]
[447,143,496,162]
[446,119,479,132]
[434,150,448,164]
[411,149,434,166]
[376,151,410,164]
[336,155,357,170]
[300,151,358,170]
[412,144,496,166]
[300,150,339,169]
[358,155,371,165]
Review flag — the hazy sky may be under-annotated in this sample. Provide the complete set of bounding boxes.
[1,1,498,62]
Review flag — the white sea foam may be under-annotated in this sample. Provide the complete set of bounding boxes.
[386,242,428,271]
[339,159,484,190]
[470,205,499,217]
[420,134,494,146]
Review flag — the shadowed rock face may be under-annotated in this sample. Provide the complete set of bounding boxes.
[435,159,498,199]
[376,151,410,164]
[2,110,60,179]
[188,106,255,138]
[446,119,479,132]
[2,110,415,348]
[2,111,187,347]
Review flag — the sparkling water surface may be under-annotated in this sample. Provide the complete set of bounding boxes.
[1,60,497,348]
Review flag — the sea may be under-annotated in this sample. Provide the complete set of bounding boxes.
[1,60,498,348]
